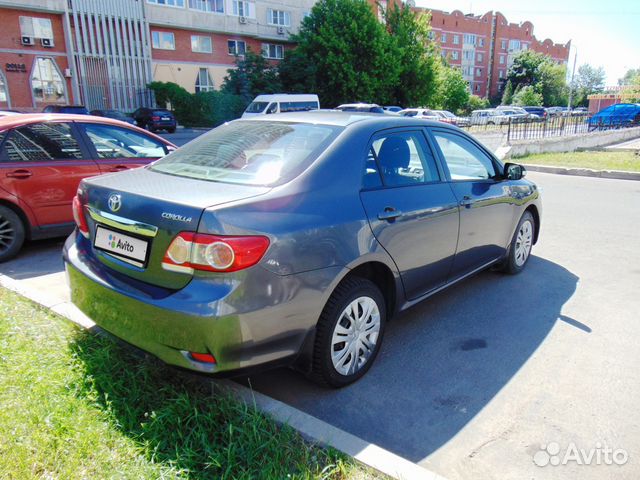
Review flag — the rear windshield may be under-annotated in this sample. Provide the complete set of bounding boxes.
[150,121,343,186]
[280,101,319,112]
[245,102,269,113]
[153,110,172,116]
[61,107,89,114]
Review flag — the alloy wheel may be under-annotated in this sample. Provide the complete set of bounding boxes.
[514,219,533,266]
[0,215,15,255]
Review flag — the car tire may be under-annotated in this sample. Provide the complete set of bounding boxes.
[498,211,535,274]
[0,205,26,263]
[167,127,176,134]
[309,276,386,388]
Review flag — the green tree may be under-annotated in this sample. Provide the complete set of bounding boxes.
[512,85,543,106]
[463,94,490,114]
[279,0,399,107]
[278,48,317,94]
[570,64,605,107]
[222,49,281,102]
[501,79,514,105]
[433,64,469,113]
[385,4,439,107]
[507,50,547,90]
[507,50,568,106]
[619,68,640,86]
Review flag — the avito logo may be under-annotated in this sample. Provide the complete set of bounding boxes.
[108,234,135,253]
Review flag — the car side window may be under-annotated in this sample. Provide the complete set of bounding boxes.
[432,131,497,181]
[365,131,440,188]
[82,123,168,159]
[2,123,83,162]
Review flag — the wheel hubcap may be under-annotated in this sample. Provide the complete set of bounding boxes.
[0,215,15,253]
[514,220,533,267]
[331,296,380,376]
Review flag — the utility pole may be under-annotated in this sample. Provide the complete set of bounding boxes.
[567,48,578,110]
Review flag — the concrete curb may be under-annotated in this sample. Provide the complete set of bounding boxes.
[0,273,444,480]
[522,163,640,181]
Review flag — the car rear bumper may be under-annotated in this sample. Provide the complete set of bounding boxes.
[63,232,340,376]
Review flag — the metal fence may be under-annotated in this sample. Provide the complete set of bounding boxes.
[460,114,640,143]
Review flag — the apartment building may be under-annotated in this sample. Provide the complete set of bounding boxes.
[0,0,313,111]
[422,8,570,99]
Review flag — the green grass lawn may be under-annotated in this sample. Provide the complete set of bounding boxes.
[0,288,380,480]
[519,150,640,172]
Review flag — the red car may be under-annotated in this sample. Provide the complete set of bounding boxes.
[0,114,176,261]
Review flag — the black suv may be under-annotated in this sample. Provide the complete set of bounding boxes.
[132,108,177,133]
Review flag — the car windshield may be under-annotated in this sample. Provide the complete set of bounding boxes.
[61,107,88,114]
[245,102,269,113]
[106,111,130,119]
[150,121,343,186]
[153,110,172,116]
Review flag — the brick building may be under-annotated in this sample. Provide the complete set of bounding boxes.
[420,8,570,99]
[0,0,314,111]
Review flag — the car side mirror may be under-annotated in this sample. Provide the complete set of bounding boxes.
[504,162,526,180]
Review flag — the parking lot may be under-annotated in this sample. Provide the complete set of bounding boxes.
[1,170,639,479]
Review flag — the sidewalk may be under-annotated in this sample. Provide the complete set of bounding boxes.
[605,138,640,151]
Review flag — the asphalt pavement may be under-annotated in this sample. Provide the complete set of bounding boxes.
[1,172,639,479]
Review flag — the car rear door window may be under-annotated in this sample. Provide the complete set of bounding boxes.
[366,131,440,187]
[432,131,497,181]
[81,123,168,159]
[2,123,83,162]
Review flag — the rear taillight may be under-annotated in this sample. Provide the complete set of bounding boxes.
[152,116,160,121]
[72,195,89,237]
[162,232,270,273]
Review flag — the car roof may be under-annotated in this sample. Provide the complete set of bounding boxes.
[235,110,458,129]
[0,113,177,146]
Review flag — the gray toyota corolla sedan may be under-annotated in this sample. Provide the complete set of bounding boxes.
[64,111,541,387]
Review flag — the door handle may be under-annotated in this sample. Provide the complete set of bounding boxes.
[378,207,402,221]
[108,165,129,172]
[459,195,472,207]
[6,169,33,179]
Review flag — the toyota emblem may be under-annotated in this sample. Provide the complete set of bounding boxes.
[108,193,122,212]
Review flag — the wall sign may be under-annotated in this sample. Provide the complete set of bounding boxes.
[5,63,27,72]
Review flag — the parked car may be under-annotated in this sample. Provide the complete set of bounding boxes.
[0,111,21,118]
[132,107,177,133]
[90,109,135,125]
[588,103,640,130]
[522,106,547,120]
[433,110,470,127]
[470,109,501,125]
[495,106,531,123]
[0,114,176,261]
[64,111,541,388]
[398,108,440,120]
[43,105,89,115]
[546,106,568,116]
[336,103,385,114]
[383,106,403,113]
[570,107,588,115]
[242,94,320,118]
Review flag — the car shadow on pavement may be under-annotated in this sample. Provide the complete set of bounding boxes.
[239,255,580,464]
[0,238,65,280]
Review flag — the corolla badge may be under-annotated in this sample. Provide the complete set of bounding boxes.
[162,212,193,223]
[108,193,122,212]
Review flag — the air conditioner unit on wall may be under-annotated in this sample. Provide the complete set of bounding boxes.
[277,26,285,35]
[21,36,34,46]
[41,38,54,48]
[239,16,247,24]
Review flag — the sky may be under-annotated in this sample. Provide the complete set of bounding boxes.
[414,0,640,85]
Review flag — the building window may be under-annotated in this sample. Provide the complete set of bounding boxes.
[152,31,175,50]
[478,37,484,47]
[147,0,185,7]
[476,68,482,76]
[19,16,53,40]
[521,43,529,50]
[463,34,476,45]
[477,53,483,62]
[463,50,473,60]
[509,39,521,51]
[377,0,387,22]
[268,9,291,26]
[31,57,66,104]
[231,0,253,17]
[227,39,246,56]
[188,0,223,13]
[451,51,459,60]
[262,43,284,59]
[441,33,447,43]
[499,70,504,78]
[499,55,505,64]
[501,39,507,50]
[453,35,460,45]
[0,71,8,104]
[195,68,214,92]
[191,35,212,53]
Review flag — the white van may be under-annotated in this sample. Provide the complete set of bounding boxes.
[242,94,320,118]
